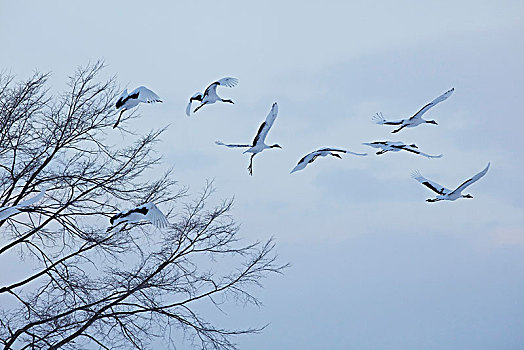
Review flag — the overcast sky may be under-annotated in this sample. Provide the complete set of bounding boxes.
[1,0,524,348]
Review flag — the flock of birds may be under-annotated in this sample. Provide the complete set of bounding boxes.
[0,78,491,231]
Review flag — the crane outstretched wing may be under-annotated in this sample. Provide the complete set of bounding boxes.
[143,203,170,229]
[410,88,454,120]
[252,102,278,146]
[362,142,386,149]
[411,171,451,195]
[18,188,47,207]
[130,86,162,103]
[204,77,238,97]
[415,150,443,159]
[291,151,319,173]
[216,77,238,88]
[450,162,490,195]
[215,141,251,148]
[0,188,47,220]
[398,145,442,158]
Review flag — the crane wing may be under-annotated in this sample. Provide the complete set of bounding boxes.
[450,162,490,195]
[318,147,346,153]
[144,203,170,229]
[115,89,129,109]
[252,102,278,146]
[290,151,319,173]
[0,188,46,221]
[130,86,162,103]
[362,142,386,149]
[415,150,443,159]
[203,77,237,97]
[398,145,442,158]
[186,92,203,116]
[216,77,238,88]
[411,171,451,195]
[215,141,251,148]
[318,148,367,156]
[0,207,19,221]
[18,188,46,207]
[410,88,454,120]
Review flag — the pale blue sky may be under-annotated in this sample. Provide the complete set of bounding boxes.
[1,0,523,348]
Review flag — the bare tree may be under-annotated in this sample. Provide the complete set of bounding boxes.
[0,62,288,349]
